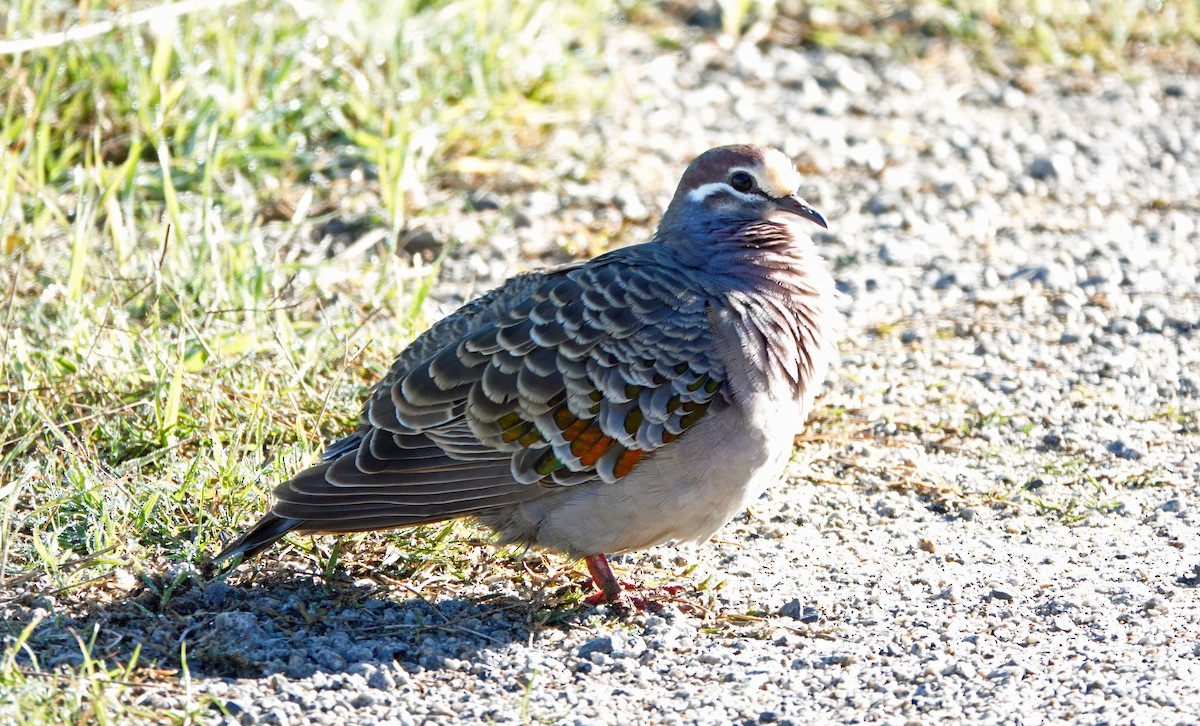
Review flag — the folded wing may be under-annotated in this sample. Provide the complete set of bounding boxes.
[218,248,731,559]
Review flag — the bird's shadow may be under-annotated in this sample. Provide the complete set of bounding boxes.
[8,564,606,682]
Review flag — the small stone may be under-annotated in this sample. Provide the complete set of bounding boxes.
[346,662,376,679]
[890,67,923,92]
[1138,307,1166,332]
[1002,86,1027,108]
[511,209,533,228]
[203,582,236,608]
[779,599,820,623]
[1011,264,1076,292]
[1160,498,1186,513]
[577,635,615,659]
[1051,154,1076,183]
[1110,318,1138,336]
[1029,153,1074,182]
[991,586,1016,601]
[351,691,384,708]
[213,611,261,636]
[522,190,558,218]
[468,192,502,211]
[835,65,868,95]
[1107,440,1144,460]
[1030,155,1056,180]
[398,228,442,256]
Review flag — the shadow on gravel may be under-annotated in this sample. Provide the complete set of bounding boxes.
[7,571,585,681]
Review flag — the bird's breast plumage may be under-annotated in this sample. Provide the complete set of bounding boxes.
[686,220,840,414]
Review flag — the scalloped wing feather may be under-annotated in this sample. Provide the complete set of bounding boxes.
[370,249,728,489]
[254,249,729,538]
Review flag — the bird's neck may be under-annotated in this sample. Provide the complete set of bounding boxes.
[703,220,841,406]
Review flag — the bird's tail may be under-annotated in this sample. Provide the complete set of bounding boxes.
[213,512,303,564]
[212,463,336,563]
[213,450,535,564]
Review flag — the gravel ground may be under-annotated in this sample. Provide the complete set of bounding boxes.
[9,20,1200,725]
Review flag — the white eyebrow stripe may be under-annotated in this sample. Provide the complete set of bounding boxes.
[686,182,761,204]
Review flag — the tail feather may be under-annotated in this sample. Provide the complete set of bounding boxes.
[213,451,539,565]
[212,462,338,563]
[213,512,303,563]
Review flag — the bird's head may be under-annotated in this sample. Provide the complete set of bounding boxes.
[659,145,827,236]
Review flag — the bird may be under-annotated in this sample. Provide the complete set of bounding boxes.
[214,144,841,604]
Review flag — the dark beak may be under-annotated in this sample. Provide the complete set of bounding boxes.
[777,195,828,229]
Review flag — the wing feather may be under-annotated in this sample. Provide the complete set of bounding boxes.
[262,247,729,535]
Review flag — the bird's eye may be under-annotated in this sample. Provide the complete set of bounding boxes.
[729,171,754,193]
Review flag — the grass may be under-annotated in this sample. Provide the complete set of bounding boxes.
[0,0,1196,721]
[707,0,1200,70]
[922,0,1200,69]
[1024,472,1125,523]
[2,0,610,567]
[1,0,610,720]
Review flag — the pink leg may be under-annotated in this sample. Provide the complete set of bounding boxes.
[583,553,624,604]
[580,554,699,612]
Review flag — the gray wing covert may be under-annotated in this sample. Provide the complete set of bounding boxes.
[353,254,729,489]
[320,269,551,460]
[270,253,730,529]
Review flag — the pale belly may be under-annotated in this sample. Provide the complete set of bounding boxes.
[489,396,804,558]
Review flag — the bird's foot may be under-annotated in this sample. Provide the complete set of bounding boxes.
[582,554,700,613]
[582,584,635,606]
[585,584,701,614]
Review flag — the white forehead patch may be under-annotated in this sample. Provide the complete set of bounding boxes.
[755,147,801,198]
